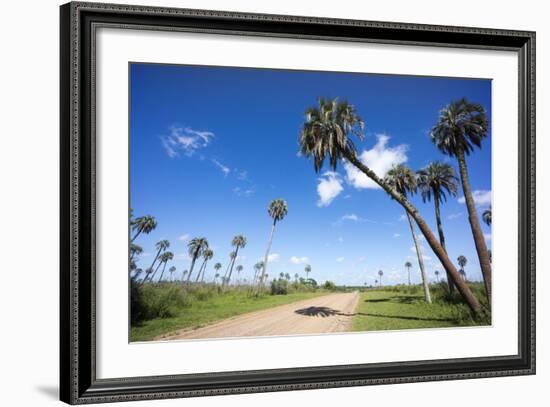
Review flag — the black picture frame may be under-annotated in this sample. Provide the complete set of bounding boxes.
[60,2,536,404]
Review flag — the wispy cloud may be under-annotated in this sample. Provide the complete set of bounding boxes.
[178,234,190,242]
[484,233,492,242]
[211,159,230,176]
[336,257,345,263]
[344,134,408,189]
[233,186,255,197]
[317,171,343,207]
[398,214,407,222]
[161,125,214,157]
[267,253,280,263]
[447,212,462,220]
[393,233,401,238]
[290,256,309,265]
[335,213,393,226]
[458,190,492,207]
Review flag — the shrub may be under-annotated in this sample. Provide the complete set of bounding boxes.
[323,280,337,291]
[131,282,193,324]
[270,278,289,295]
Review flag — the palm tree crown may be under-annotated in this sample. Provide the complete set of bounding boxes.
[405,261,412,269]
[232,235,247,249]
[188,237,208,257]
[385,164,417,197]
[268,199,288,224]
[457,255,468,269]
[299,98,365,172]
[156,239,170,252]
[430,98,489,157]
[483,207,492,226]
[417,162,458,203]
[131,215,157,241]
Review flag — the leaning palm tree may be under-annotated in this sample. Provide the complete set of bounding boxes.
[130,243,143,262]
[304,264,312,281]
[186,237,208,282]
[431,98,491,303]
[457,255,468,281]
[142,239,170,284]
[156,251,174,282]
[299,98,481,315]
[417,161,459,293]
[378,270,383,287]
[405,261,412,286]
[196,248,214,282]
[225,235,247,286]
[258,199,288,290]
[386,164,431,303]
[131,215,157,242]
[223,251,237,285]
[482,207,492,226]
[169,266,176,282]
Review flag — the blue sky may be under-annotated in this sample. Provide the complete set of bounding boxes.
[130,63,492,286]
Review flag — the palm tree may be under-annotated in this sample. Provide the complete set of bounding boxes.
[223,251,237,285]
[378,270,383,287]
[417,161,459,293]
[284,273,291,281]
[130,243,143,261]
[213,262,222,283]
[483,207,492,226]
[385,164,431,303]
[375,279,378,286]
[196,248,214,282]
[299,98,482,315]
[156,251,174,282]
[181,269,188,282]
[186,237,208,282]
[258,199,288,289]
[169,266,176,282]
[142,239,169,284]
[225,235,247,286]
[431,98,491,303]
[236,265,244,284]
[435,270,440,283]
[253,261,264,285]
[131,215,157,242]
[294,273,299,283]
[304,264,311,281]
[214,273,220,284]
[457,255,468,281]
[405,261,412,285]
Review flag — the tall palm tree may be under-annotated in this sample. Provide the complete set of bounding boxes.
[214,273,220,284]
[236,265,244,284]
[285,273,291,281]
[299,97,482,315]
[196,248,214,282]
[181,269,188,282]
[186,237,208,282]
[225,235,247,286]
[130,243,143,261]
[214,262,222,283]
[378,270,383,287]
[131,215,157,242]
[304,264,311,281]
[294,273,299,283]
[482,207,492,226]
[385,164,431,303]
[435,270,440,283]
[431,98,491,303]
[258,199,288,289]
[457,255,468,281]
[417,161,459,293]
[156,251,174,282]
[223,251,237,285]
[405,261,412,286]
[253,261,264,285]
[169,266,176,282]
[142,239,169,284]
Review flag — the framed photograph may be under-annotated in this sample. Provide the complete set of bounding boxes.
[60,1,535,404]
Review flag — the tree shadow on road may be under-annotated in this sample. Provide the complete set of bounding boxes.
[295,306,353,318]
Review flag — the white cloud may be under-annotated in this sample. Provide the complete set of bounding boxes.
[317,171,343,207]
[161,126,214,157]
[178,234,190,242]
[290,256,309,264]
[233,186,255,197]
[393,233,401,238]
[267,253,280,263]
[344,134,408,189]
[458,190,492,207]
[447,212,462,220]
[336,257,345,263]
[399,214,407,222]
[484,233,492,242]
[236,170,248,181]
[211,159,230,176]
[341,213,360,222]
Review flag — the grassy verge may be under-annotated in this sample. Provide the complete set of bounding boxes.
[352,283,490,332]
[131,285,327,342]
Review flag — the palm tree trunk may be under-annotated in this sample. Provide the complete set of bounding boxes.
[258,221,276,291]
[148,261,163,283]
[131,228,142,243]
[158,261,168,282]
[341,148,483,316]
[434,195,455,294]
[406,212,431,303]
[456,148,492,304]
[196,259,207,282]
[200,261,209,282]
[407,267,411,285]
[226,246,240,286]
[186,250,200,283]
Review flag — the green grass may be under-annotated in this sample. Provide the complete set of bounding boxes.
[131,287,326,342]
[352,284,491,332]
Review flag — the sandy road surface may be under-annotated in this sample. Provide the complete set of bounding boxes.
[157,291,360,340]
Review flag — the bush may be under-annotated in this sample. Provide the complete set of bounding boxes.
[270,278,289,295]
[323,280,337,291]
[131,282,193,325]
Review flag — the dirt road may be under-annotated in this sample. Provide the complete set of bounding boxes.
[157,291,360,340]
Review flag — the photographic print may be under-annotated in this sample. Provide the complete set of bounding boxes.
[129,63,492,342]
